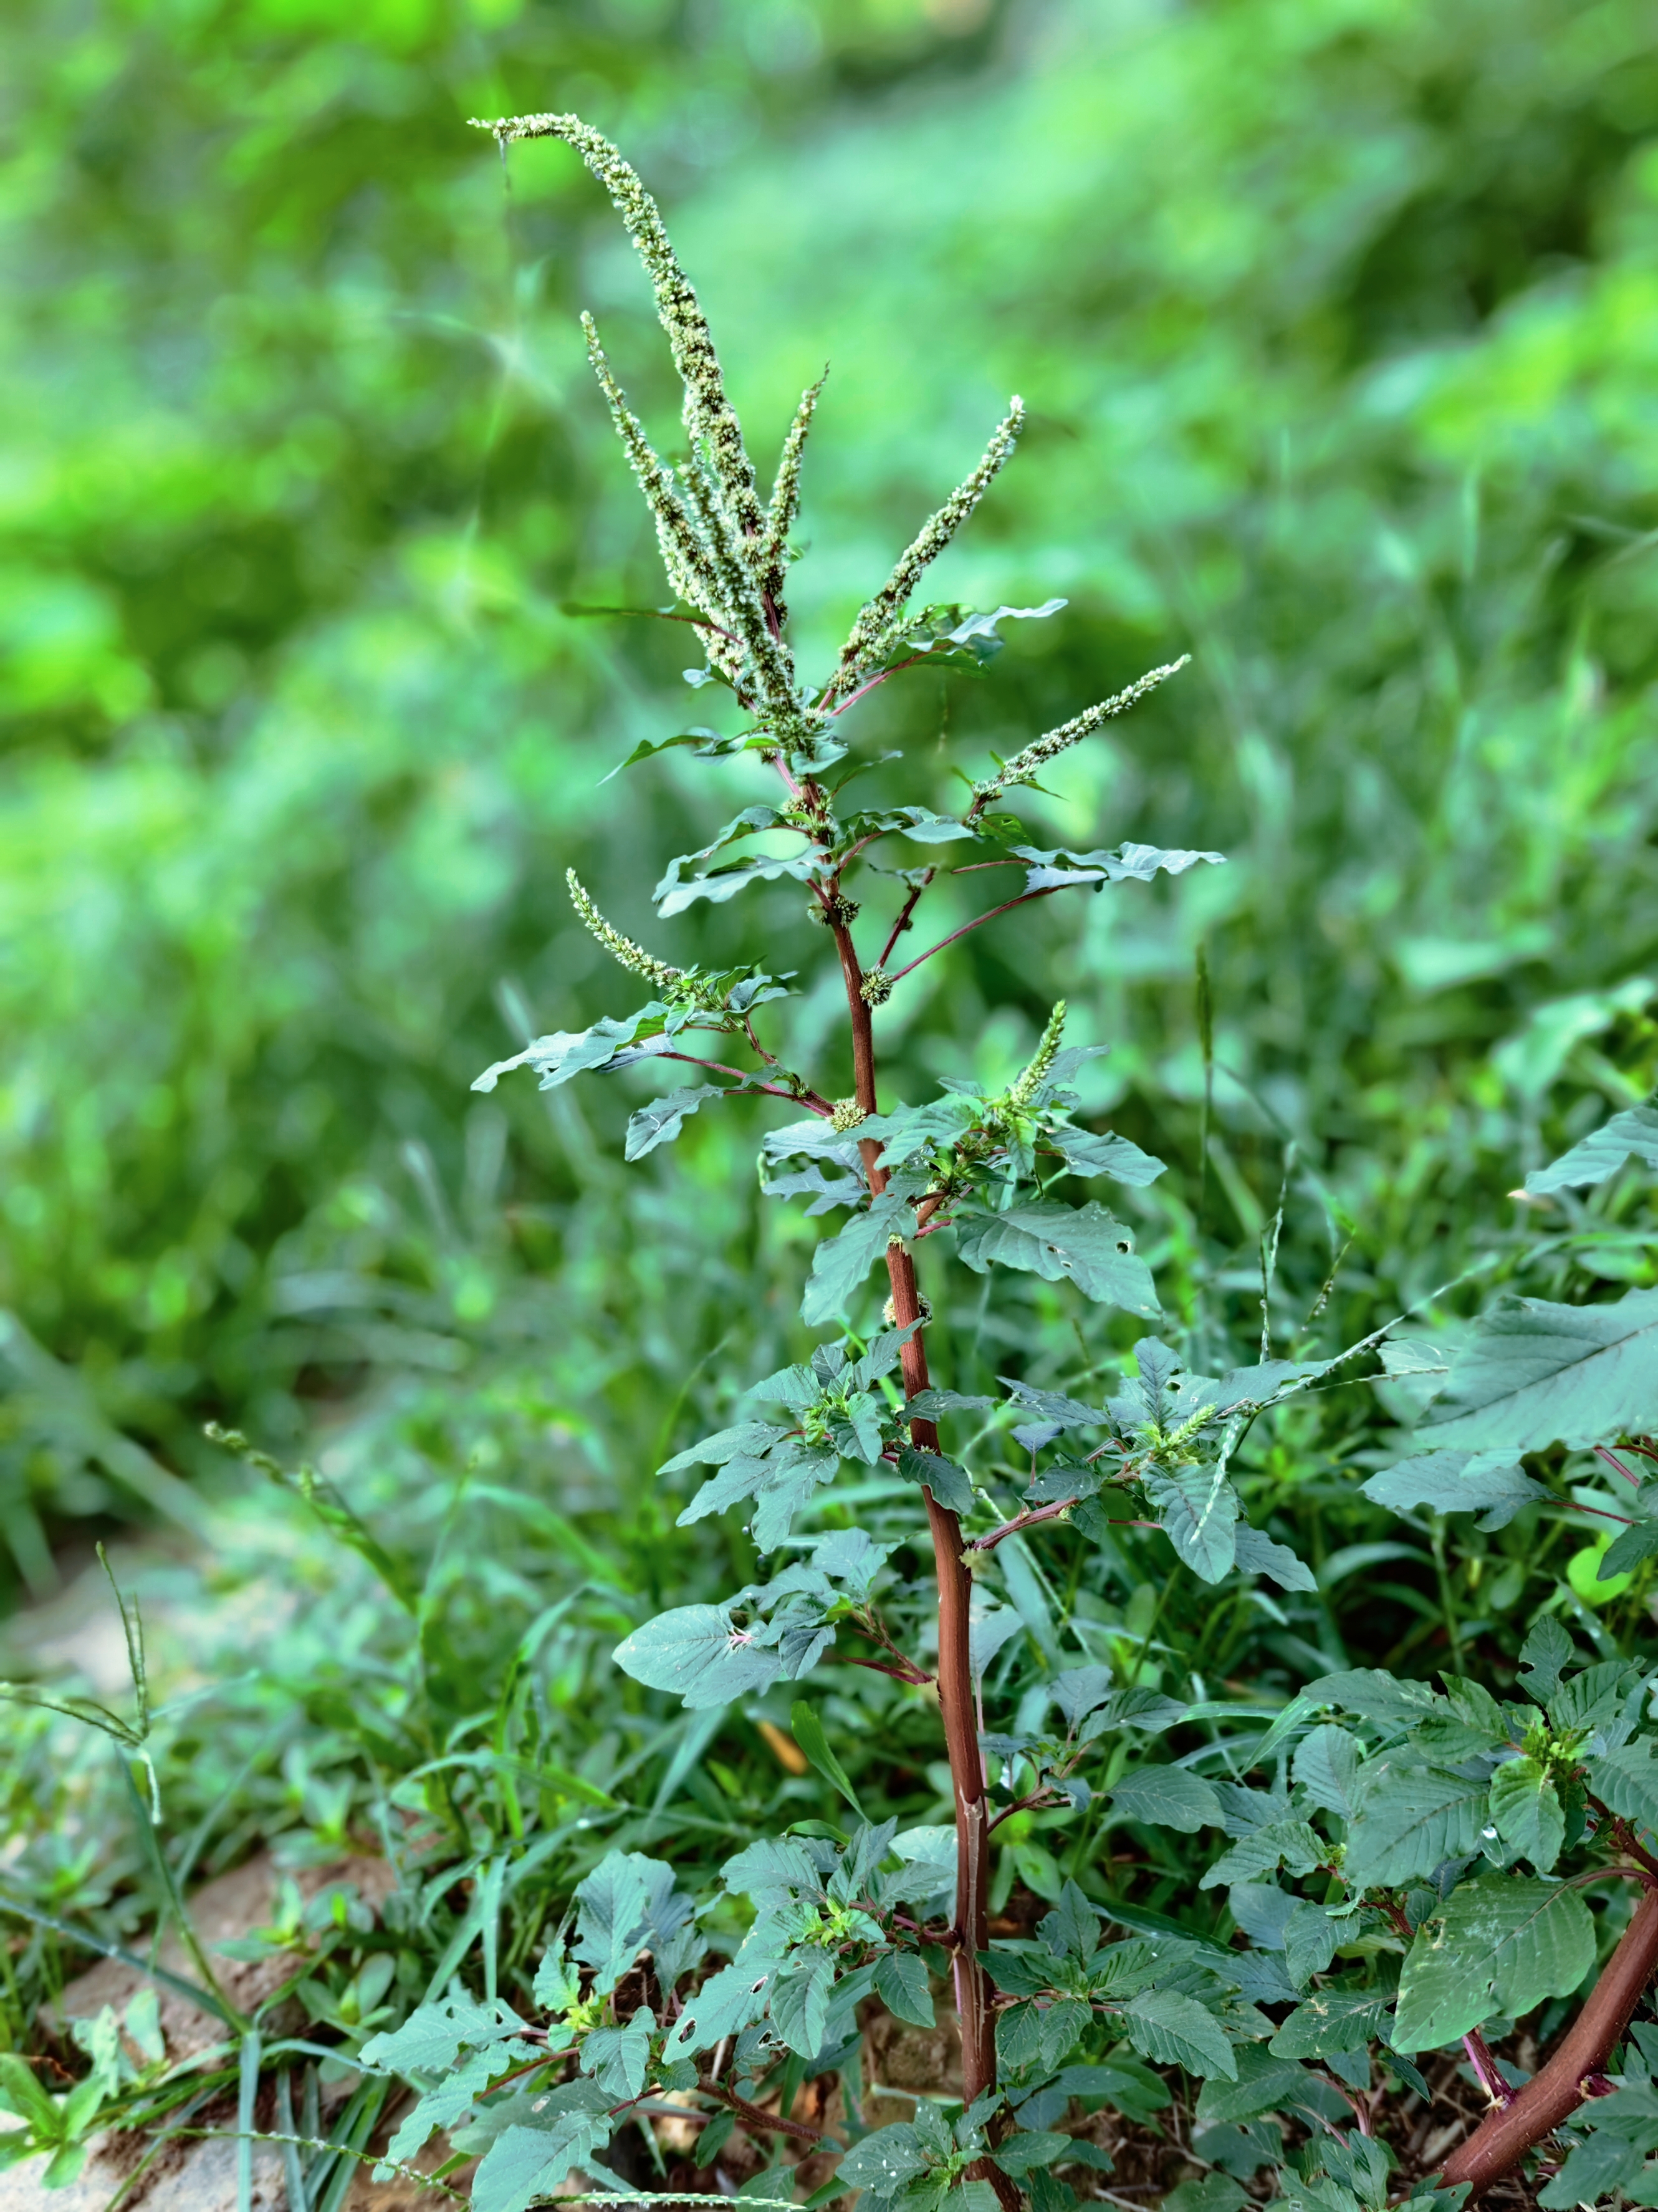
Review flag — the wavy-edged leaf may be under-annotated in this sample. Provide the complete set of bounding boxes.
[897,1443,974,1515]
[1048,1128,1168,1185]
[625,1084,724,1160]
[611,1604,783,1709]
[955,1201,1160,1313]
[1361,1449,1545,1530]
[1234,1526,1317,1591]
[471,2109,611,2212]
[474,1012,652,1095]
[1392,1875,1595,2052]
[1200,1820,1326,1891]
[1526,1097,1658,1194]
[1012,843,1227,893]
[1415,1288,1658,1450]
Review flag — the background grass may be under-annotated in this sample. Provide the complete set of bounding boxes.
[4,0,1658,2138]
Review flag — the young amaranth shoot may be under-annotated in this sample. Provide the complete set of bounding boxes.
[347,113,1658,2212]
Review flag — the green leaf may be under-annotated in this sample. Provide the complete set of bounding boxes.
[770,1953,834,2057]
[581,2008,654,2099]
[1233,1526,1317,1591]
[897,1443,975,1515]
[1585,1738,1658,1843]
[1415,1287,1658,1450]
[665,1956,783,2057]
[359,1988,522,2075]
[611,1604,784,1709]
[1293,1726,1363,1822]
[874,1951,936,2028]
[474,1011,652,1095]
[1392,1874,1596,2052]
[1268,1990,1392,2058]
[1200,1819,1326,1890]
[993,2132,1073,2178]
[835,2122,931,2195]
[789,1701,866,1819]
[1283,1903,1341,1988]
[1598,1520,1658,1580]
[1526,1096,1658,1193]
[656,850,816,917]
[1194,2045,1330,2127]
[1012,843,1226,893]
[1121,1989,1237,2079]
[1361,1450,1545,1529]
[954,1201,1161,1313]
[1144,1465,1240,1584]
[801,1195,911,1327]
[1342,1761,1490,1889]
[1108,1766,1224,1834]
[471,2112,611,2212]
[625,1084,724,1160]
[1518,1617,1575,1701]
[1488,1757,1565,1873]
[1048,1128,1167,1186]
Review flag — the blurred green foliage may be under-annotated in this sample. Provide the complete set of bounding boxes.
[2,0,1656,1610]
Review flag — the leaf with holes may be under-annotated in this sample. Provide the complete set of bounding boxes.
[1392,1875,1595,2052]
[954,1202,1160,1313]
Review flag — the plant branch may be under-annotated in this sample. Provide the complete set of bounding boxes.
[1437,1883,1658,2195]
[878,872,936,969]
[969,1499,1079,1552]
[702,2082,838,2146]
[884,884,1072,986]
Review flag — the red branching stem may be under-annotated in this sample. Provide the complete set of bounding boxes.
[1438,1883,1658,2195]
[654,1049,829,1112]
[988,1788,1064,1834]
[702,2082,836,2145]
[820,650,931,718]
[884,883,1073,986]
[1462,2029,1515,2109]
[879,872,936,969]
[969,1499,1079,1553]
[1595,1445,1641,1487]
[833,1653,933,1686]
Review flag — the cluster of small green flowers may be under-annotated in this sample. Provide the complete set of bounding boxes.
[829,1098,868,1133]
[1004,999,1067,1112]
[475,113,823,746]
[476,113,764,542]
[973,655,1192,805]
[759,370,828,622]
[832,399,1025,691]
[566,870,684,990]
[858,968,893,1005]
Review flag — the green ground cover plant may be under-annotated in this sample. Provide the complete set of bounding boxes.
[5,10,1658,2212]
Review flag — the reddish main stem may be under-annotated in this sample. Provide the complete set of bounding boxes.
[1438,1883,1658,2195]
[829,915,1010,2205]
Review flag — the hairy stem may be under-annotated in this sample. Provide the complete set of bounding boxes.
[827,913,1012,2206]
[1437,1883,1658,2195]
